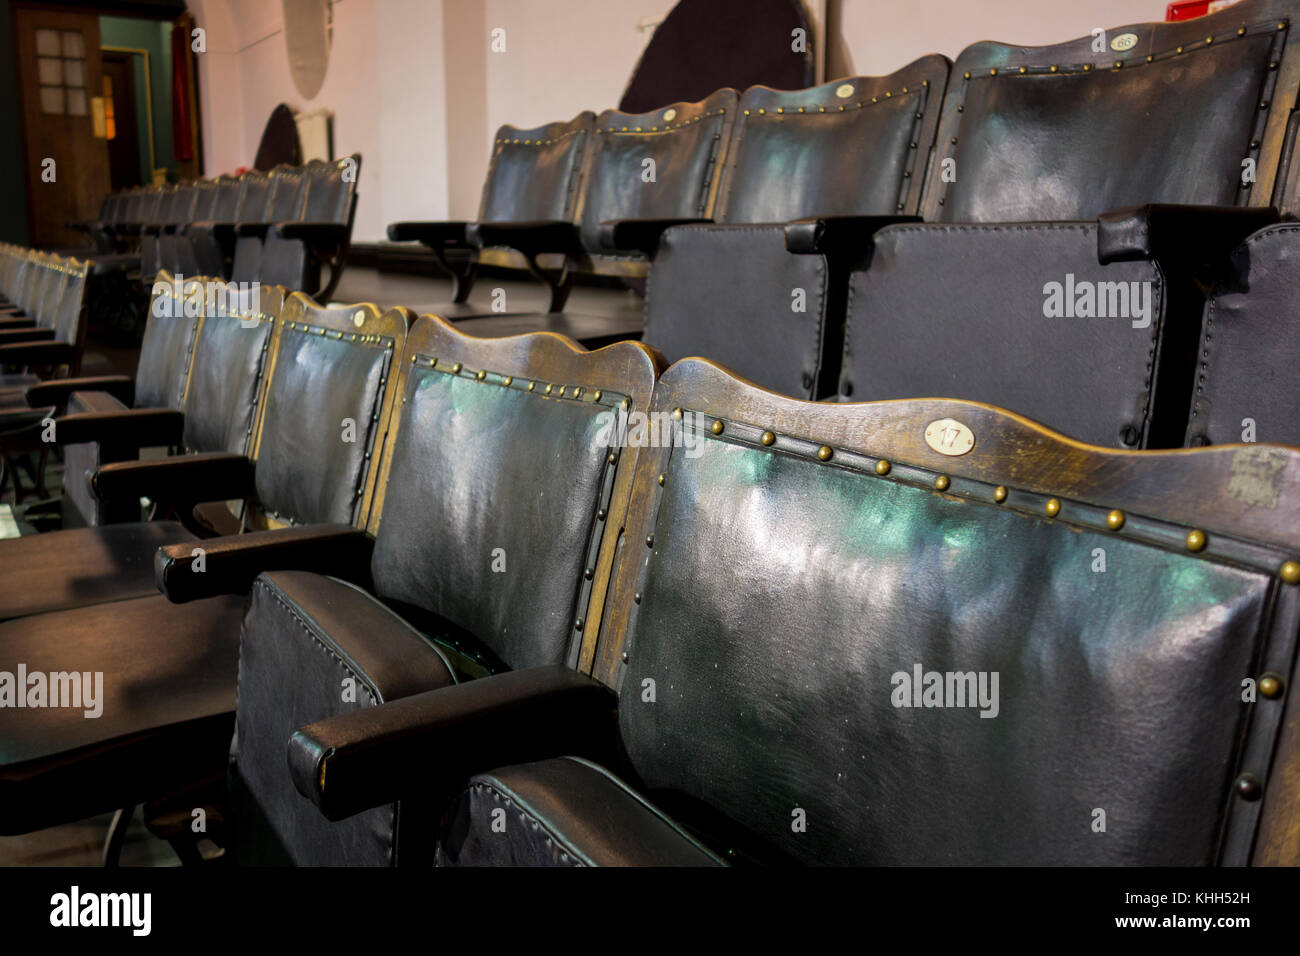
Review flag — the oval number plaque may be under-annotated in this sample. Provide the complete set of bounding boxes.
[925,418,975,456]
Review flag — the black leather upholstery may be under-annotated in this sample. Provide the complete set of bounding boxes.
[479,114,594,224]
[233,572,456,866]
[639,62,949,398]
[840,222,1166,447]
[1187,222,1300,446]
[252,320,394,526]
[926,0,1298,222]
[439,757,723,866]
[369,362,620,671]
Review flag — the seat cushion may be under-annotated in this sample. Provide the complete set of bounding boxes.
[0,593,245,834]
[235,571,457,866]
[0,521,196,620]
[438,756,723,867]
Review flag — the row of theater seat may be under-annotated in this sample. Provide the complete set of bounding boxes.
[72,157,361,300]
[383,0,1300,451]
[0,269,1296,866]
[0,247,91,500]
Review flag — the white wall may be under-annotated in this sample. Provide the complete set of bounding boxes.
[190,0,448,241]
[191,0,1189,240]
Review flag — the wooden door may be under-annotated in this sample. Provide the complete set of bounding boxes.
[13,6,111,248]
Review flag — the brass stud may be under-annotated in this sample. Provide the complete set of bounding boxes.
[1281,560,1300,585]
[1235,774,1262,801]
[1176,45,1183,54]
[672,407,683,420]
[583,567,593,580]
[1185,529,1207,552]
[760,431,776,446]
[1259,674,1284,699]
[994,486,1008,503]
[558,387,567,397]
[475,369,486,381]
[711,420,724,435]
[1045,498,1061,517]
[545,384,554,395]
[1239,27,1247,36]
[594,389,602,401]
[963,71,971,79]
[527,382,535,391]
[989,68,997,76]
[1049,65,1058,73]
[875,460,891,476]
[1280,22,1287,31]
[1082,63,1093,71]
[575,387,583,398]
[607,452,617,464]
[657,473,665,486]
[1114,60,1123,69]
[634,592,642,604]
[1018,66,1026,74]
[817,446,833,462]
[621,398,630,410]
[646,534,654,548]
[934,475,950,491]
[1106,509,1126,531]
[1146,54,1154,62]
[452,362,462,374]
[596,509,606,521]
[503,376,513,386]
[574,618,583,632]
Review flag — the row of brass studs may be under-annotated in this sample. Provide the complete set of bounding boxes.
[495,126,590,146]
[960,21,1285,81]
[599,108,728,134]
[409,353,630,412]
[284,321,394,349]
[683,411,1300,584]
[743,81,929,117]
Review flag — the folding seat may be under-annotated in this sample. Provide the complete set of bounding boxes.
[284,357,1300,866]
[614,57,949,398]
[145,314,662,864]
[231,165,308,290]
[391,95,737,346]
[388,112,595,314]
[0,275,281,619]
[0,297,407,846]
[187,169,270,281]
[28,272,209,529]
[1186,222,1300,447]
[832,0,1298,448]
[140,183,200,281]
[253,156,361,298]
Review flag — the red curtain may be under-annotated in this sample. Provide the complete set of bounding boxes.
[171,21,194,162]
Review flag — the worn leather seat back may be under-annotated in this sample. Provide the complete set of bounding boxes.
[250,296,404,528]
[259,155,361,291]
[50,256,88,349]
[1187,223,1300,446]
[368,316,661,672]
[233,166,309,284]
[63,272,203,526]
[180,283,282,457]
[596,358,1300,865]
[578,89,737,254]
[642,60,949,400]
[716,61,948,223]
[478,113,595,224]
[927,0,1300,222]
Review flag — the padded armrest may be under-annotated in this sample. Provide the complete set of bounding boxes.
[272,221,350,244]
[1097,204,1281,267]
[0,327,54,344]
[54,407,183,448]
[597,217,713,255]
[92,452,253,509]
[236,222,272,238]
[0,340,76,366]
[784,215,923,255]
[155,524,374,603]
[26,375,134,408]
[288,665,618,821]
[467,220,582,257]
[386,220,471,247]
[189,221,237,242]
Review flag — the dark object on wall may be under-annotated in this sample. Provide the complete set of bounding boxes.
[171,18,194,163]
[253,104,302,171]
[619,0,813,114]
